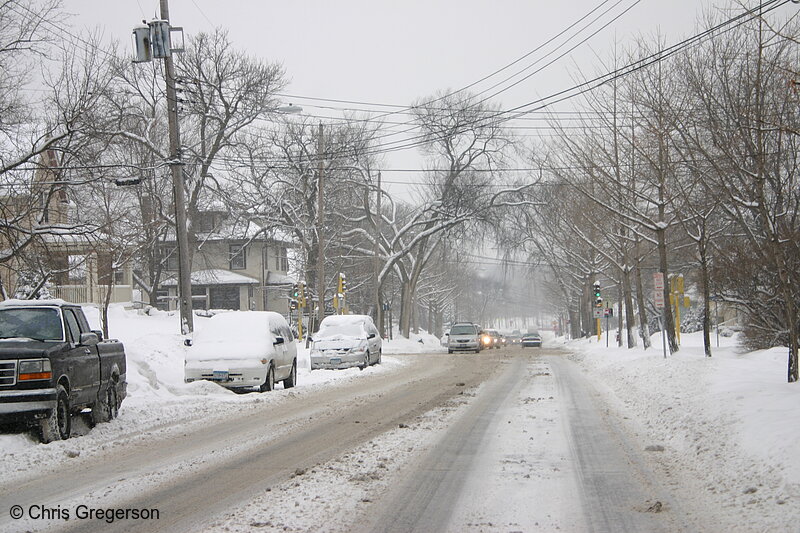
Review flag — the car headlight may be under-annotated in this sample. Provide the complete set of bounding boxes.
[350,341,368,355]
[18,358,52,381]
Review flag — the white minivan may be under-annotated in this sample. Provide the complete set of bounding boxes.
[184,311,297,392]
[310,315,382,370]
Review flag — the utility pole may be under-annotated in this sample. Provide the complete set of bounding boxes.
[159,0,193,335]
[374,171,383,337]
[315,123,325,330]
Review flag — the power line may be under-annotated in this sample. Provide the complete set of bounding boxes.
[315,0,789,162]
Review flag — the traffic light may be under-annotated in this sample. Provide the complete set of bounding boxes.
[291,283,299,299]
[298,282,306,307]
[289,298,298,310]
[338,273,346,294]
[593,281,602,307]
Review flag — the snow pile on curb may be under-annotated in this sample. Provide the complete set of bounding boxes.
[564,330,800,530]
[382,329,447,354]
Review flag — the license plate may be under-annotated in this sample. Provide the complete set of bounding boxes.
[212,370,229,381]
[329,357,342,365]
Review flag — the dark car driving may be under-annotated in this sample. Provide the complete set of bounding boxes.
[521,331,542,348]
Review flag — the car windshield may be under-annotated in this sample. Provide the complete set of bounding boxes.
[450,325,476,335]
[0,308,63,341]
[318,322,364,338]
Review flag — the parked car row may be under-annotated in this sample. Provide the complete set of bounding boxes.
[185,312,383,394]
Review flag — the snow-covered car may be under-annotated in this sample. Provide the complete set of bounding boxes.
[310,315,382,370]
[184,311,297,392]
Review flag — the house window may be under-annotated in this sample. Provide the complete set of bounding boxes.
[196,213,215,233]
[275,247,288,272]
[161,247,178,271]
[229,244,246,270]
[209,286,240,310]
[156,288,170,310]
[191,286,208,310]
[68,255,87,284]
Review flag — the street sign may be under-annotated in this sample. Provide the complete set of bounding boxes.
[593,308,604,318]
[653,272,665,309]
[654,289,665,309]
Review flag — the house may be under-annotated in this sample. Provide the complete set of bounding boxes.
[0,150,134,304]
[158,208,295,313]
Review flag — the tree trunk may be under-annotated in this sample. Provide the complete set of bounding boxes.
[399,281,413,338]
[657,227,678,354]
[699,240,712,358]
[102,279,113,340]
[623,267,637,348]
[634,260,651,349]
[569,307,580,339]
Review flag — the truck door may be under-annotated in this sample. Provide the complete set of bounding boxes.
[63,308,100,407]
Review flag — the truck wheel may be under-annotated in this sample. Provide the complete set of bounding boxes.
[91,383,118,425]
[260,364,275,392]
[38,385,71,443]
[283,360,297,389]
[107,385,119,420]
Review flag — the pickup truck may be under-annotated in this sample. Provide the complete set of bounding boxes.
[0,299,127,443]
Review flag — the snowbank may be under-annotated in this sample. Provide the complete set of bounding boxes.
[562,329,800,529]
[382,328,447,354]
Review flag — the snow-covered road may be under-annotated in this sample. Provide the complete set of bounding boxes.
[1,327,798,532]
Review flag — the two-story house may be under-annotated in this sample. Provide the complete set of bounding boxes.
[0,149,135,304]
[158,208,294,313]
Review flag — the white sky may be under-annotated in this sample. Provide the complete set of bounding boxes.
[57,0,797,183]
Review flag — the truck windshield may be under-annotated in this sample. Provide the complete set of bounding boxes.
[0,308,63,341]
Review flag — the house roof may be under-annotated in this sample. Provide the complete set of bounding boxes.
[164,215,295,247]
[265,271,296,286]
[161,269,260,287]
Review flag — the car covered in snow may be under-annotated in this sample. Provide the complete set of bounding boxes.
[184,311,297,392]
[310,315,382,370]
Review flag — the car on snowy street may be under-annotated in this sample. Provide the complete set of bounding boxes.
[184,311,297,392]
[521,331,543,347]
[481,328,503,349]
[446,322,482,353]
[0,299,127,443]
[310,314,382,370]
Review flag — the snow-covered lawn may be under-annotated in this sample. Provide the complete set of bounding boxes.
[564,329,800,530]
